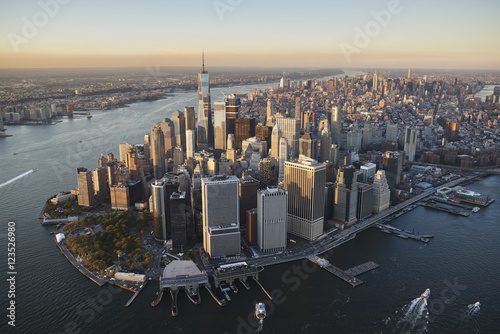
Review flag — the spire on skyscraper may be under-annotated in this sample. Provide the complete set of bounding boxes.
[201,49,207,73]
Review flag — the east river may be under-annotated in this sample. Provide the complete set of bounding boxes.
[1,70,499,333]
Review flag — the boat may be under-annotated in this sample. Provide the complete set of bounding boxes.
[255,302,266,320]
[421,288,431,299]
[13,152,17,155]
[422,234,435,238]
[472,207,480,213]
[31,168,36,172]
[86,111,92,119]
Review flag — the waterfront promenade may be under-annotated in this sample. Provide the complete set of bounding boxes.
[55,237,107,286]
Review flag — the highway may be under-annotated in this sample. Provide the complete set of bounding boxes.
[244,176,472,268]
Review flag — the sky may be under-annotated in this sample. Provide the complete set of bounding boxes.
[0,0,499,69]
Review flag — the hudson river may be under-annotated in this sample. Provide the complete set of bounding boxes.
[1,70,499,333]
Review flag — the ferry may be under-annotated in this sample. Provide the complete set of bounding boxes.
[472,207,480,213]
[255,302,266,320]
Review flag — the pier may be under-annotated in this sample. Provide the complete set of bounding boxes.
[307,255,379,287]
[151,290,164,307]
[204,285,228,306]
[430,197,475,210]
[374,223,433,243]
[124,280,148,307]
[423,202,470,216]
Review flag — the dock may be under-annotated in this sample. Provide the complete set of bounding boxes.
[151,290,164,307]
[374,223,433,243]
[431,197,474,210]
[124,280,148,307]
[204,285,228,306]
[307,255,379,287]
[423,202,470,217]
[251,277,273,300]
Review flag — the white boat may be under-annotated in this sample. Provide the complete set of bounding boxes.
[472,207,480,213]
[421,288,431,299]
[255,302,266,320]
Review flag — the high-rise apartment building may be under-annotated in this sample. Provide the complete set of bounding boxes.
[284,157,325,240]
[92,167,109,201]
[257,187,287,253]
[76,167,95,207]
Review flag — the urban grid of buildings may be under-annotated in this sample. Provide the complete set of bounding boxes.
[11,58,500,259]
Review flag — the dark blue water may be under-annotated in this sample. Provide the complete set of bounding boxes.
[1,72,499,333]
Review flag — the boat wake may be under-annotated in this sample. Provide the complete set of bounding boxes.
[254,319,263,333]
[462,301,481,320]
[0,169,35,189]
[384,289,430,334]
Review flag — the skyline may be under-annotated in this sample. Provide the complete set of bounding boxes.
[1,0,500,69]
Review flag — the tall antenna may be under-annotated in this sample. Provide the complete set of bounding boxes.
[202,49,205,73]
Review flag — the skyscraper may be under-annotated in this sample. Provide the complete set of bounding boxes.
[213,101,226,150]
[197,51,213,149]
[92,167,109,201]
[372,170,391,213]
[170,191,188,251]
[373,70,378,91]
[239,176,260,228]
[171,110,186,149]
[278,137,288,183]
[294,97,301,119]
[151,178,179,241]
[357,183,373,220]
[271,122,281,159]
[158,118,176,155]
[284,157,326,240]
[186,129,195,159]
[363,117,372,147]
[331,106,341,145]
[225,94,241,136]
[266,99,274,126]
[257,187,288,253]
[319,120,331,163]
[202,175,240,258]
[235,118,255,149]
[334,166,359,225]
[150,125,165,179]
[76,167,95,207]
[299,133,317,160]
[386,123,398,142]
[276,117,300,159]
[404,126,417,161]
[184,106,196,131]
[381,151,403,201]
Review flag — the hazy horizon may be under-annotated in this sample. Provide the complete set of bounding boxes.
[1,0,499,70]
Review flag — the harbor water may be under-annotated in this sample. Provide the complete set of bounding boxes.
[1,71,499,333]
